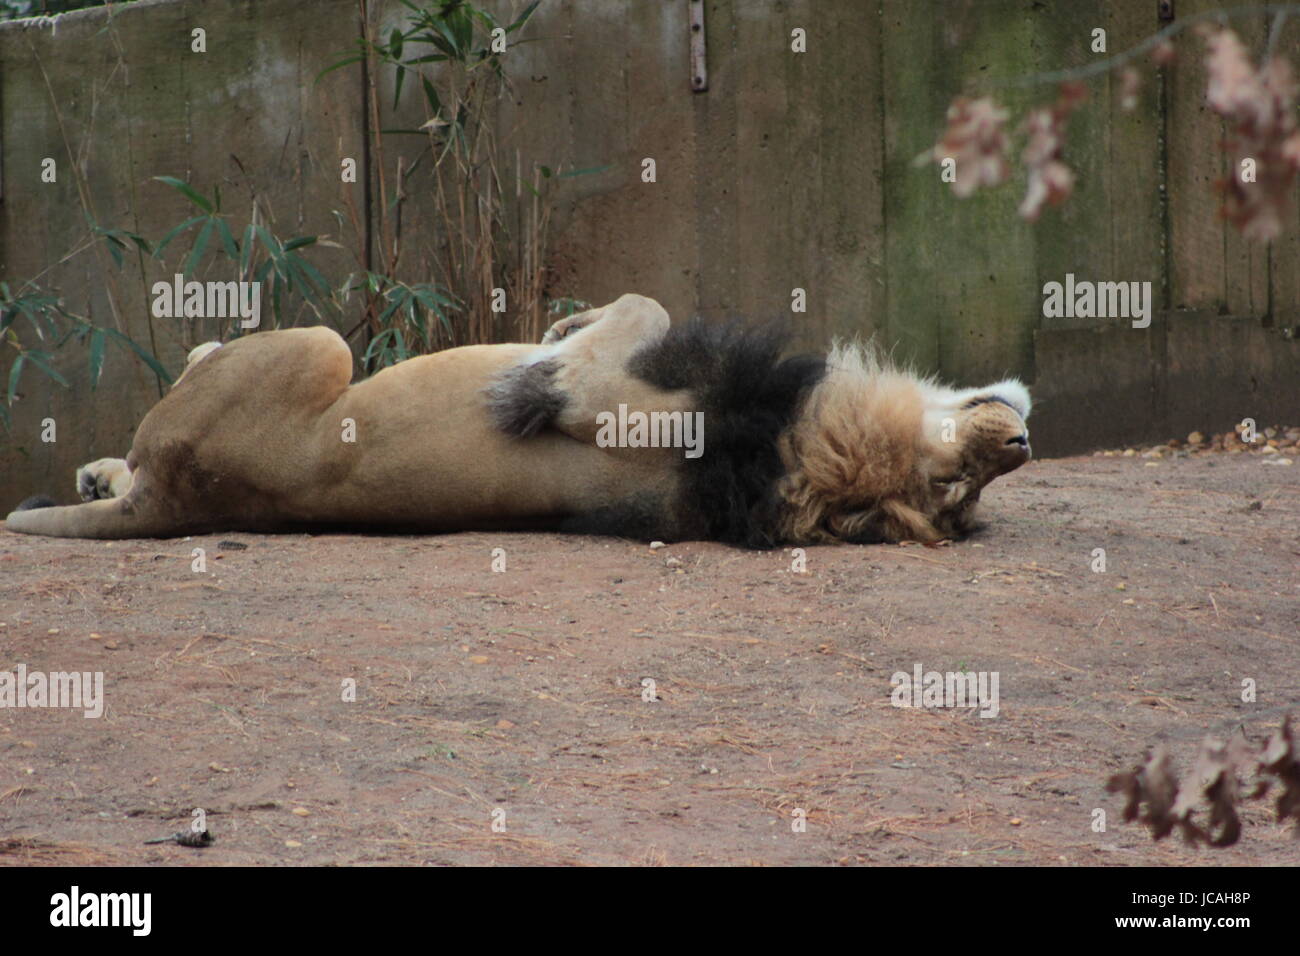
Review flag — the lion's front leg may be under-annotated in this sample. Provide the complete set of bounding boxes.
[540,308,603,344]
[488,293,677,442]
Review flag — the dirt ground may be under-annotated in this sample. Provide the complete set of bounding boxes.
[0,449,1297,866]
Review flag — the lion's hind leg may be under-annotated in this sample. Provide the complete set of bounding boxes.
[65,342,220,504]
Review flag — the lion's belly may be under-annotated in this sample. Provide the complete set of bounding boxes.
[281,345,680,530]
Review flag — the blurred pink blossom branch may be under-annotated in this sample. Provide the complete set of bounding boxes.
[920,6,1300,239]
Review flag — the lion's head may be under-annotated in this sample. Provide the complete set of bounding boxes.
[775,345,1031,544]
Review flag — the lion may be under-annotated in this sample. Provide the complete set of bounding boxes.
[3,294,1031,545]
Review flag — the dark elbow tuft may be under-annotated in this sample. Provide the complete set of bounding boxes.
[485,358,568,438]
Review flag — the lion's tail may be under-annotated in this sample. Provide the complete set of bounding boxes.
[4,496,180,539]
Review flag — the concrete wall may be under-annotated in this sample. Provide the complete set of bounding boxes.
[3,0,1298,504]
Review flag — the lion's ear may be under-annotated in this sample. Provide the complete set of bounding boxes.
[969,379,1031,419]
[825,501,940,545]
[880,499,942,544]
[825,510,887,544]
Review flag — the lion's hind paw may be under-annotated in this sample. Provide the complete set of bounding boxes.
[76,458,131,501]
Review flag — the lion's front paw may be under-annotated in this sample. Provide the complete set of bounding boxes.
[541,312,600,345]
[76,458,132,501]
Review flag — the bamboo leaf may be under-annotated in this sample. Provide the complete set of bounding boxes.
[293,256,330,297]
[7,353,24,404]
[104,328,174,385]
[377,292,404,326]
[394,63,407,109]
[154,215,206,258]
[153,176,214,213]
[105,234,124,269]
[362,329,394,365]
[23,350,69,388]
[506,0,541,35]
[315,53,366,83]
[216,218,240,261]
[184,218,216,277]
[421,75,441,114]
[255,225,283,262]
[240,224,257,275]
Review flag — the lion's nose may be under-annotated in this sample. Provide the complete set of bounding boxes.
[992,433,1031,477]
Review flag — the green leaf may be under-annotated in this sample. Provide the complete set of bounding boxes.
[271,271,283,320]
[240,224,257,275]
[377,291,404,326]
[470,6,499,34]
[23,350,69,388]
[104,328,173,385]
[154,176,214,213]
[506,0,541,35]
[184,218,216,277]
[283,235,318,251]
[411,285,455,313]
[255,225,283,261]
[362,328,394,365]
[293,256,331,297]
[216,218,240,261]
[124,231,152,255]
[284,257,322,306]
[428,18,462,59]
[7,352,24,404]
[449,5,473,56]
[394,63,407,110]
[105,234,124,269]
[315,53,366,83]
[421,75,441,114]
[154,215,206,258]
